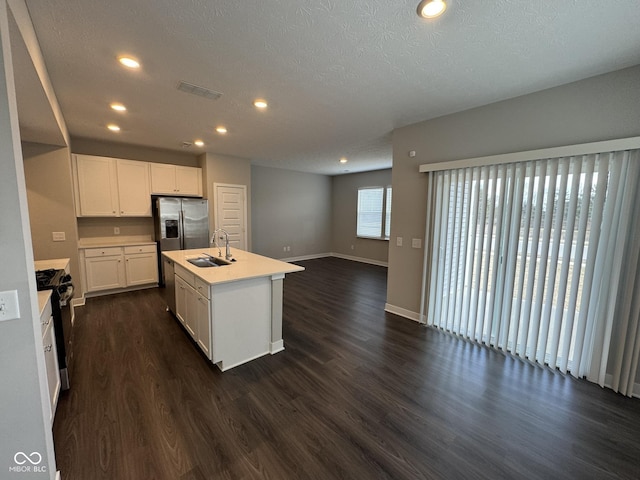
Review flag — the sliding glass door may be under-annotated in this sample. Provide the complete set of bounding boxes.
[426,150,639,386]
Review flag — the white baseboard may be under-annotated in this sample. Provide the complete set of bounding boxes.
[270,340,285,354]
[330,252,388,267]
[280,252,331,262]
[71,296,85,307]
[384,303,423,323]
[84,284,158,299]
[279,252,388,267]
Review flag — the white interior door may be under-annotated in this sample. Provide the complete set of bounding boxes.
[214,183,247,250]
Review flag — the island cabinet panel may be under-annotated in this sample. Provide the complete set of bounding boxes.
[196,293,211,359]
[174,264,209,356]
[183,283,197,337]
[175,275,189,327]
[211,277,271,370]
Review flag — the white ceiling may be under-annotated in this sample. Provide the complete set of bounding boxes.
[16,0,640,175]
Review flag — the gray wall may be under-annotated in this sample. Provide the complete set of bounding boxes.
[252,166,331,259]
[23,142,81,296]
[331,169,391,264]
[387,65,640,316]
[1,1,56,474]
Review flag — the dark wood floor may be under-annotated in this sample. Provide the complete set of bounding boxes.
[54,257,640,479]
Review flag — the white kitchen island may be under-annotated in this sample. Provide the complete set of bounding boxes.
[162,247,304,371]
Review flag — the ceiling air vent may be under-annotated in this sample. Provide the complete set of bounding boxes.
[176,81,223,101]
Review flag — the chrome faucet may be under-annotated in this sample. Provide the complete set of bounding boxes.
[211,228,232,260]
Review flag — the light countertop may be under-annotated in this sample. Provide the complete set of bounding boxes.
[35,258,70,273]
[163,247,305,286]
[78,236,155,248]
[38,290,52,317]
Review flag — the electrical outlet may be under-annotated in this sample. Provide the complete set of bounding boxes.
[396,236,403,247]
[283,246,287,252]
[0,290,20,322]
[52,231,66,242]
[114,227,120,235]
[412,238,422,249]
[286,246,291,252]
[350,244,354,250]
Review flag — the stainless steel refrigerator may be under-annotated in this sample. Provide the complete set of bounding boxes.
[153,196,209,285]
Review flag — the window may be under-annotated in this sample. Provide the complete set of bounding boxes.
[357,186,392,239]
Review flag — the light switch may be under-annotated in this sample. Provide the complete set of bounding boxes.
[412,238,422,249]
[0,290,20,322]
[396,237,403,247]
[52,231,66,241]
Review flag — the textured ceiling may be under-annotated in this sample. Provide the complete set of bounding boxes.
[17,0,640,175]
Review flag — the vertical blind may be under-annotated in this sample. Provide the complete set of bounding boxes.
[425,149,640,393]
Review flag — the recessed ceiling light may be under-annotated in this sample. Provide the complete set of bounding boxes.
[194,140,205,147]
[340,157,348,164]
[215,126,227,134]
[118,56,140,69]
[107,124,121,132]
[253,99,268,109]
[417,0,447,18]
[110,102,127,112]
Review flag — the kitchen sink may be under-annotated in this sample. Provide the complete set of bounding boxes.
[187,256,232,268]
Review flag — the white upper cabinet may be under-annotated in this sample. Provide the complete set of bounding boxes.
[150,163,202,196]
[74,155,119,216]
[116,159,151,216]
[74,154,151,217]
[73,154,202,217]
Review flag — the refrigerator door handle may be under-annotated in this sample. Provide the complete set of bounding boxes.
[179,209,185,250]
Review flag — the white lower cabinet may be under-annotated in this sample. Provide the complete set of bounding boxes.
[83,244,158,293]
[175,275,189,327]
[41,300,60,426]
[124,245,159,286]
[174,268,212,359]
[196,293,211,358]
[85,249,126,292]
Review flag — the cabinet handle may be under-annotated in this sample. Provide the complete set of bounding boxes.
[113,210,116,213]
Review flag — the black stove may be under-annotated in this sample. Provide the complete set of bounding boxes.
[36,268,65,291]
